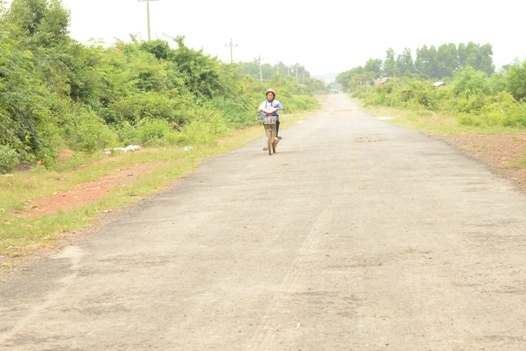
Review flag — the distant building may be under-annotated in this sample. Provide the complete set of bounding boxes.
[433,81,446,87]
[375,78,389,86]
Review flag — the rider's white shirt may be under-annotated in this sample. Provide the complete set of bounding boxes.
[258,99,283,112]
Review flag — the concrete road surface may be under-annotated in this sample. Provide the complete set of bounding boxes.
[1,94,526,350]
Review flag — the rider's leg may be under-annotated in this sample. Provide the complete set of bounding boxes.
[276,119,280,137]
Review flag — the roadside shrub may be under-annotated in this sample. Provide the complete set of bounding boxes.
[455,91,526,127]
[451,66,491,97]
[433,87,457,114]
[458,110,501,127]
[136,118,180,146]
[506,61,526,101]
[479,111,506,126]
[454,94,488,114]
[107,92,190,129]
[394,87,414,105]
[457,113,481,126]
[179,110,228,145]
[0,144,20,173]
[70,110,118,153]
[364,90,390,106]
[163,132,186,146]
[210,96,253,127]
[502,103,526,127]
[113,122,139,146]
[286,94,319,113]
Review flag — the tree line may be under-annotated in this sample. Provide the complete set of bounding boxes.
[333,39,526,131]
[345,48,526,130]
[335,42,496,91]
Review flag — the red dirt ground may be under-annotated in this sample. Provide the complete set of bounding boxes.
[436,133,526,192]
[18,162,160,217]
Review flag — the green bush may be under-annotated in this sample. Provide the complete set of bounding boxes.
[137,118,179,146]
[114,122,139,146]
[457,113,481,126]
[502,103,526,127]
[285,94,320,112]
[506,61,526,101]
[209,96,253,127]
[70,110,118,153]
[0,144,20,173]
[179,110,228,145]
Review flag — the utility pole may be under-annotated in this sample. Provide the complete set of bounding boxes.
[138,0,158,41]
[256,55,263,82]
[225,38,237,63]
[296,65,299,81]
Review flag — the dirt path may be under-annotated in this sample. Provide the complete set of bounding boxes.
[1,94,526,350]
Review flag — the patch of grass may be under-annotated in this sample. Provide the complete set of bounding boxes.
[355,99,523,136]
[507,158,526,168]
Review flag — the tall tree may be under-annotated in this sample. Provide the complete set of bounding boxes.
[436,43,458,78]
[396,47,415,76]
[415,45,430,79]
[461,42,495,76]
[5,0,70,48]
[478,43,495,76]
[0,0,72,162]
[363,58,383,78]
[383,48,398,78]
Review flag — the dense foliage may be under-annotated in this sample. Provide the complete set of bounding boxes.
[351,65,526,129]
[0,0,321,173]
[335,42,526,131]
[336,43,496,91]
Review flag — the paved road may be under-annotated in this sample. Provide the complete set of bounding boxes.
[2,94,526,350]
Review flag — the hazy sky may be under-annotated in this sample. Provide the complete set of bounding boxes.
[53,1,526,77]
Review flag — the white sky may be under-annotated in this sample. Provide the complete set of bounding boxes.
[32,1,526,77]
